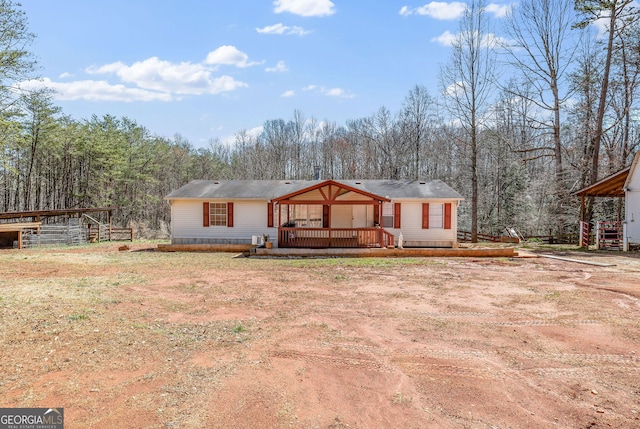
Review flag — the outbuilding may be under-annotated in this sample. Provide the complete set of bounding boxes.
[574,152,640,250]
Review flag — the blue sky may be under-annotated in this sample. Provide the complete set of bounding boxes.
[20,1,511,147]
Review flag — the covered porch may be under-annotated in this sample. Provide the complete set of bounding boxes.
[271,180,395,249]
[574,166,629,250]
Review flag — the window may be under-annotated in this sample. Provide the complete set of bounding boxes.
[430,203,444,228]
[381,203,394,228]
[209,203,227,226]
[380,202,401,228]
[422,203,452,230]
[288,204,323,227]
[203,202,233,227]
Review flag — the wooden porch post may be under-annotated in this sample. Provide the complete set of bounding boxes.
[108,210,113,242]
[277,203,282,244]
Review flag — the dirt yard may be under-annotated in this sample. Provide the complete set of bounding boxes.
[1,244,639,428]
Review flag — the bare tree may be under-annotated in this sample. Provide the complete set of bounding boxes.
[574,0,639,223]
[501,0,581,234]
[399,85,435,179]
[440,0,496,242]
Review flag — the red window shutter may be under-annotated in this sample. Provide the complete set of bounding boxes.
[374,205,380,225]
[422,203,430,229]
[203,202,210,227]
[267,202,274,227]
[393,203,401,229]
[227,202,234,227]
[444,203,452,229]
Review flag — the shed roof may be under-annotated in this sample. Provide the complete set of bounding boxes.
[0,207,118,221]
[165,179,464,201]
[573,168,630,197]
[573,152,640,198]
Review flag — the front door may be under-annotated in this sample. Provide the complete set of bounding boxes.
[352,205,367,228]
[331,205,352,228]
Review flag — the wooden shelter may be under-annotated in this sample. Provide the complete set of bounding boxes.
[573,152,640,250]
[0,207,122,249]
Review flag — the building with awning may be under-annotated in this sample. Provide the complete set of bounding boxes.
[573,152,640,250]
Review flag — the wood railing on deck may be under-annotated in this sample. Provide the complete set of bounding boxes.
[278,227,394,248]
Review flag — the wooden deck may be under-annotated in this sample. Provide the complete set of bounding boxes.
[278,227,394,248]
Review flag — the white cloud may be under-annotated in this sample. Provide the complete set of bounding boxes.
[400,2,466,20]
[281,90,296,97]
[400,2,509,19]
[24,46,258,102]
[17,78,174,102]
[266,61,289,73]
[204,45,262,68]
[322,87,354,98]
[300,84,352,98]
[274,0,335,17]
[432,30,508,48]
[256,23,311,36]
[247,126,264,138]
[431,30,457,46]
[485,3,509,18]
[58,72,73,79]
[87,56,248,95]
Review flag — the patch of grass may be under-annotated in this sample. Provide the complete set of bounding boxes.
[68,312,89,321]
[283,257,435,268]
[131,322,149,329]
[544,291,561,300]
[392,391,412,405]
[495,257,520,264]
[232,324,245,334]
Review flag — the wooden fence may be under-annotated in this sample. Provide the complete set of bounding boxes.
[22,221,85,248]
[87,224,133,242]
[21,219,133,248]
[457,230,577,244]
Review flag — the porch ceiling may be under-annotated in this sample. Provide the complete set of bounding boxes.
[573,167,630,197]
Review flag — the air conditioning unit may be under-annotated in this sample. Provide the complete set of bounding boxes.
[251,235,264,245]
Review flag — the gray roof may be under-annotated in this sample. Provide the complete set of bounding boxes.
[165,179,463,201]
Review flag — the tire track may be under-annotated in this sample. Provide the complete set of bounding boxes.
[268,342,640,383]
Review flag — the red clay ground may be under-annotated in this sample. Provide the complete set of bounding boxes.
[1,243,639,428]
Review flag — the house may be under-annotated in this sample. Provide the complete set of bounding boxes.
[574,151,640,250]
[164,179,464,248]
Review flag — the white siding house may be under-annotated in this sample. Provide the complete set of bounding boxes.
[624,153,640,248]
[165,179,464,248]
[169,199,277,245]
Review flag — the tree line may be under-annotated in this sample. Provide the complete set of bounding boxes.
[1,0,639,240]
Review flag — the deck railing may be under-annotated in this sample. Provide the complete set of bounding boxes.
[278,227,394,248]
